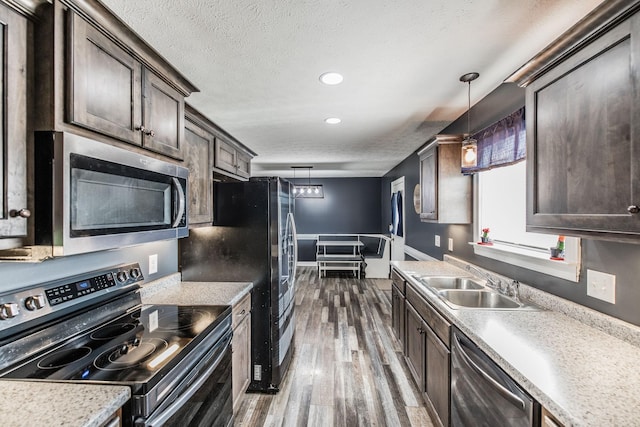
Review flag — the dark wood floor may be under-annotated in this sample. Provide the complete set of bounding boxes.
[235,267,433,426]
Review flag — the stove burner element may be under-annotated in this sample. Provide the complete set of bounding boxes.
[90,323,136,340]
[94,338,168,370]
[37,346,92,369]
[157,309,209,331]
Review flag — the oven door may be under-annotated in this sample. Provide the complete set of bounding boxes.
[135,330,233,427]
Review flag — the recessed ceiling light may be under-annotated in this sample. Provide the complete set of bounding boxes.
[325,117,342,124]
[319,72,344,85]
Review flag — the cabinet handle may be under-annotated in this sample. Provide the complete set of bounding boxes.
[628,205,640,214]
[10,209,31,218]
[145,129,156,137]
[136,125,147,133]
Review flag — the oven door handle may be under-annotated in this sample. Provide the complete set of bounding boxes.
[138,332,232,426]
[171,177,186,228]
[453,334,526,411]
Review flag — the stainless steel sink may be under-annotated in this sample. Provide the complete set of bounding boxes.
[438,289,523,310]
[420,276,485,290]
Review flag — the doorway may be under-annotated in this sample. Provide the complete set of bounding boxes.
[390,177,405,261]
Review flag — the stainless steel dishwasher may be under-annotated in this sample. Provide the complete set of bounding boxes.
[451,327,540,427]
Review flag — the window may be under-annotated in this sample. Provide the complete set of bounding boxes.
[473,160,581,282]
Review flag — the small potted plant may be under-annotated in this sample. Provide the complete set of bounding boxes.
[481,228,490,243]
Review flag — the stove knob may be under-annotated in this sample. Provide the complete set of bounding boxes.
[116,271,129,282]
[130,268,142,279]
[25,295,46,311]
[0,303,20,320]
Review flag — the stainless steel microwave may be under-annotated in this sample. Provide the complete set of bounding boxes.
[34,132,188,256]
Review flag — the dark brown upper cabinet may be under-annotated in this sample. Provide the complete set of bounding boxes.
[215,137,252,180]
[68,12,143,146]
[35,0,197,160]
[184,111,214,226]
[508,0,640,242]
[417,136,472,224]
[185,103,255,224]
[0,2,29,244]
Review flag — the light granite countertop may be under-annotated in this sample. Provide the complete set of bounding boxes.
[0,381,130,427]
[392,260,640,427]
[138,272,253,306]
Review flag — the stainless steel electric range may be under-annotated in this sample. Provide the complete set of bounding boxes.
[0,263,233,427]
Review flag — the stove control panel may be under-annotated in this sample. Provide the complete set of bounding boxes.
[0,263,144,336]
[44,264,142,306]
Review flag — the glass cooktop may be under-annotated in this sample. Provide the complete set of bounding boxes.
[1,304,230,390]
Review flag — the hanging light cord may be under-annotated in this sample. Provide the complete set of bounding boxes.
[466,80,471,141]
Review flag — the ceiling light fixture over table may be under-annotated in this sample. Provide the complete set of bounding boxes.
[291,166,324,198]
[460,72,480,169]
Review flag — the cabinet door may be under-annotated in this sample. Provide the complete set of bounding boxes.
[68,12,143,145]
[184,120,214,225]
[235,150,252,179]
[420,147,437,221]
[0,4,28,239]
[232,294,251,412]
[426,327,450,427]
[527,13,640,239]
[391,285,405,348]
[143,70,184,159]
[405,302,426,391]
[232,312,250,411]
[215,138,238,175]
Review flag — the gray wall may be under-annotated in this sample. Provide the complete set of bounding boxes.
[0,240,178,293]
[382,83,640,327]
[293,177,383,261]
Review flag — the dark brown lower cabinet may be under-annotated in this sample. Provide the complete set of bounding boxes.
[426,327,450,426]
[391,284,406,349]
[405,302,426,391]
[403,279,451,427]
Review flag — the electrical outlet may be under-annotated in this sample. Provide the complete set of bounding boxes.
[448,238,454,252]
[149,254,158,275]
[587,269,616,304]
[435,235,441,247]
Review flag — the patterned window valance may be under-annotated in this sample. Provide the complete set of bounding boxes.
[462,107,526,174]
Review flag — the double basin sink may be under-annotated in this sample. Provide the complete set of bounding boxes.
[411,276,540,311]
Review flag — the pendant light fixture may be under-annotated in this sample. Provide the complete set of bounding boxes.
[291,166,324,198]
[460,72,479,168]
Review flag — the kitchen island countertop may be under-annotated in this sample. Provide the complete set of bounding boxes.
[392,260,640,427]
[0,381,130,427]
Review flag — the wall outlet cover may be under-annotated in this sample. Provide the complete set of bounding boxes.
[149,254,158,275]
[435,235,441,247]
[448,238,454,252]
[587,269,615,304]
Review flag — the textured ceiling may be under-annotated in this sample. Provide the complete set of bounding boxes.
[101,0,604,177]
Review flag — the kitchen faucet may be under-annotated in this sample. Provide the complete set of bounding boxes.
[465,265,505,294]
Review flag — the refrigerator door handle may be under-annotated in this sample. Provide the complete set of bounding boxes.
[287,212,298,287]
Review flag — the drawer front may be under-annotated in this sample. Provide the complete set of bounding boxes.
[232,292,251,330]
[391,268,406,295]
[406,284,450,346]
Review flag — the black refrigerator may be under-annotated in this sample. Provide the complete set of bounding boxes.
[179,177,298,393]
